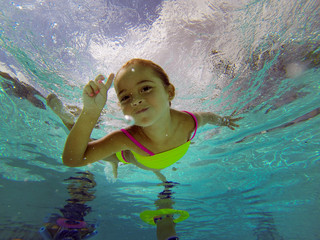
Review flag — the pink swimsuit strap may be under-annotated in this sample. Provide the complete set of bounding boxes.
[121,111,198,156]
[182,111,198,141]
[120,129,155,156]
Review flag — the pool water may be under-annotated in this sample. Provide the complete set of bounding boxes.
[0,0,319,239]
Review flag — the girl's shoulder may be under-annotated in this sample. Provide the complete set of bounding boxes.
[100,129,135,153]
[172,109,197,124]
[172,109,198,139]
[106,126,149,153]
[104,126,152,155]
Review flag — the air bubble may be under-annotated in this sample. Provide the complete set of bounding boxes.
[124,115,135,125]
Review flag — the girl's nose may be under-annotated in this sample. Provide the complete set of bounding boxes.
[131,98,143,106]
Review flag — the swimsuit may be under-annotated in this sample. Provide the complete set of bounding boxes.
[116,111,198,169]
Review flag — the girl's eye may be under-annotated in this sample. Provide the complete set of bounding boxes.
[120,95,130,103]
[141,86,152,92]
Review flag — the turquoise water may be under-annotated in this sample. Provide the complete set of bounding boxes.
[1,0,320,239]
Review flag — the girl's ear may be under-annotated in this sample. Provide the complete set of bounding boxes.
[167,84,175,101]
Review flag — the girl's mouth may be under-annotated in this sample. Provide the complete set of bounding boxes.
[136,108,149,114]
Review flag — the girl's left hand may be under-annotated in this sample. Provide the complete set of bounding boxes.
[221,110,243,130]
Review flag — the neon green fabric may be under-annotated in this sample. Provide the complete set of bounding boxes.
[116,141,191,169]
[116,151,130,165]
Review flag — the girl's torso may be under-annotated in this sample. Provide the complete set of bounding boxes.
[116,110,198,170]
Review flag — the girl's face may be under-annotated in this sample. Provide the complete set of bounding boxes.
[114,64,174,127]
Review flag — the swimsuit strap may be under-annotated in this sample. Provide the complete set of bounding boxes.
[120,129,155,156]
[182,111,198,141]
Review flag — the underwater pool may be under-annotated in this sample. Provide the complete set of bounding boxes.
[0,0,319,239]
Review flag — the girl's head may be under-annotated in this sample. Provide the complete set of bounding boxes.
[114,59,175,126]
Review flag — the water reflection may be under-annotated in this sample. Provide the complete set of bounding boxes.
[140,181,189,240]
[39,171,97,240]
[241,187,284,240]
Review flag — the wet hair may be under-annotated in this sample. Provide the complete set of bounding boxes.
[116,58,171,87]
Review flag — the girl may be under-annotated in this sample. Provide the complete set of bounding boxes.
[63,59,242,173]
[60,59,242,240]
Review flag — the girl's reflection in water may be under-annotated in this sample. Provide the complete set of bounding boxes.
[140,181,189,240]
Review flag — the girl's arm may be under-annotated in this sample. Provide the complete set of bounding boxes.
[194,110,243,130]
[63,74,119,167]
[63,108,100,166]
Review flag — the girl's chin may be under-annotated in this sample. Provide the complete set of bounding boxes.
[134,117,155,127]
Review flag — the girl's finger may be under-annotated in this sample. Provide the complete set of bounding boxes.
[89,80,100,95]
[94,74,105,89]
[228,125,235,130]
[105,73,115,90]
[230,122,240,127]
[230,110,237,116]
[84,84,94,97]
[95,74,105,83]
[233,117,244,121]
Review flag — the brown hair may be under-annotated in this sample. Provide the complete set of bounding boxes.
[116,58,171,87]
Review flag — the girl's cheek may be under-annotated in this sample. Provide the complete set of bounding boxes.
[122,106,131,115]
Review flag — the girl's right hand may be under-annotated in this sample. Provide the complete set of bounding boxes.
[82,73,114,113]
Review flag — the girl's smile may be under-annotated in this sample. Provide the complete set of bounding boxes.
[135,107,149,114]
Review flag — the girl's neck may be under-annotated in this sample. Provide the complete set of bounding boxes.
[138,109,176,144]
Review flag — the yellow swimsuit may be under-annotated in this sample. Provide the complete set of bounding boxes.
[116,111,198,169]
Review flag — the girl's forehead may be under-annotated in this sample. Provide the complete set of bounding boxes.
[119,63,148,77]
[115,65,157,89]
